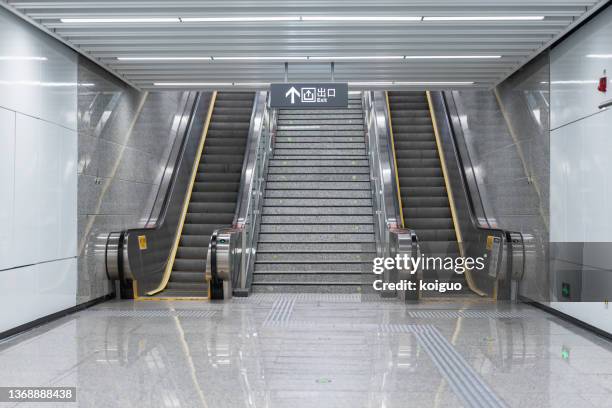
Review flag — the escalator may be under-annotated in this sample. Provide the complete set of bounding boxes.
[387,91,469,295]
[252,93,376,293]
[156,92,255,297]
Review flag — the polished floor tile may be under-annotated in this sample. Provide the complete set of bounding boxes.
[0,295,611,408]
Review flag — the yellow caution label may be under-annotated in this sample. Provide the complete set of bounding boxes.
[486,235,494,251]
[138,235,148,250]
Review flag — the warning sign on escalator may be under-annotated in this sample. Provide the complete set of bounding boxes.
[270,83,349,108]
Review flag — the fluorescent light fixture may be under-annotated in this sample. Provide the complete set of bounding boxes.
[0,56,47,61]
[214,56,308,61]
[182,16,300,22]
[349,81,474,86]
[154,82,271,87]
[301,16,421,21]
[61,17,180,23]
[423,16,544,21]
[586,54,612,58]
[404,55,501,59]
[155,82,233,86]
[549,80,598,84]
[117,57,212,61]
[309,56,404,60]
[119,55,502,62]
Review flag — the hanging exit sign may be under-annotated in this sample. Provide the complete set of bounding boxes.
[270,83,349,108]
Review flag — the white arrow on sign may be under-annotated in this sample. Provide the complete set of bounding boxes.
[285,86,300,104]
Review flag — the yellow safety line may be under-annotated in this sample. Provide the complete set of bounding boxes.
[385,91,405,228]
[144,91,218,297]
[426,91,487,298]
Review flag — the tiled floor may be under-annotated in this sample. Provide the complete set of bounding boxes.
[1,295,611,407]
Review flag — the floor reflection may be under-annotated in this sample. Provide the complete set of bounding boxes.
[0,296,611,407]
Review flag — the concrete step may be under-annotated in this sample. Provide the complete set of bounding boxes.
[262,206,373,215]
[263,198,372,207]
[265,190,371,199]
[259,224,374,233]
[261,215,373,224]
[257,233,375,243]
[257,242,376,252]
[265,181,371,190]
[255,262,372,273]
[266,174,370,182]
[255,252,375,263]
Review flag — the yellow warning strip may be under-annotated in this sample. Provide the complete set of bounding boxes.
[142,91,217,298]
[385,91,405,228]
[426,91,487,297]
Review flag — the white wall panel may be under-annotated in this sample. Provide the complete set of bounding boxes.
[0,259,77,333]
[13,114,42,266]
[60,128,78,259]
[0,8,77,131]
[550,6,612,129]
[0,108,15,270]
[550,107,612,243]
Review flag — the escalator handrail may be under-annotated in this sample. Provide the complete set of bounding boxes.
[432,91,509,237]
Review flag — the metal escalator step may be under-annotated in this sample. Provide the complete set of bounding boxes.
[169,271,206,283]
[186,212,234,224]
[390,117,433,126]
[396,158,440,168]
[396,149,438,159]
[398,167,442,177]
[201,154,245,164]
[405,196,450,207]
[392,125,434,133]
[402,186,447,197]
[176,246,207,259]
[390,109,431,118]
[182,223,226,235]
[196,173,241,182]
[188,202,236,213]
[193,182,240,192]
[394,141,437,150]
[180,235,211,247]
[206,129,249,138]
[199,163,244,173]
[393,132,435,141]
[405,218,454,230]
[403,207,451,219]
[412,229,457,241]
[204,146,246,155]
[190,192,237,202]
[400,177,445,187]
[173,258,206,272]
[194,180,239,192]
[165,282,208,291]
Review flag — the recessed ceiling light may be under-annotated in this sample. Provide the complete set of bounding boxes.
[155,82,233,86]
[301,16,421,21]
[349,81,474,86]
[404,55,501,59]
[309,56,405,60]
[586,54,612,58]
[117,57,212,61]
[213,56,308,60]
[0,56,47,61]
[423,16,544,21]
[60,17,180,23]
[182,16,300,22]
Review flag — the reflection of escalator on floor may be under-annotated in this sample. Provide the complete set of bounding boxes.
[387,91,469,295]
[156,92,255,297]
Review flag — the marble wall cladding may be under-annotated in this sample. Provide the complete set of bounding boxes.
[452,62,550,301]
[76,57,187,303]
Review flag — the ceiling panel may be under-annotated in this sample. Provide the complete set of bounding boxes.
[4,0,608,89]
